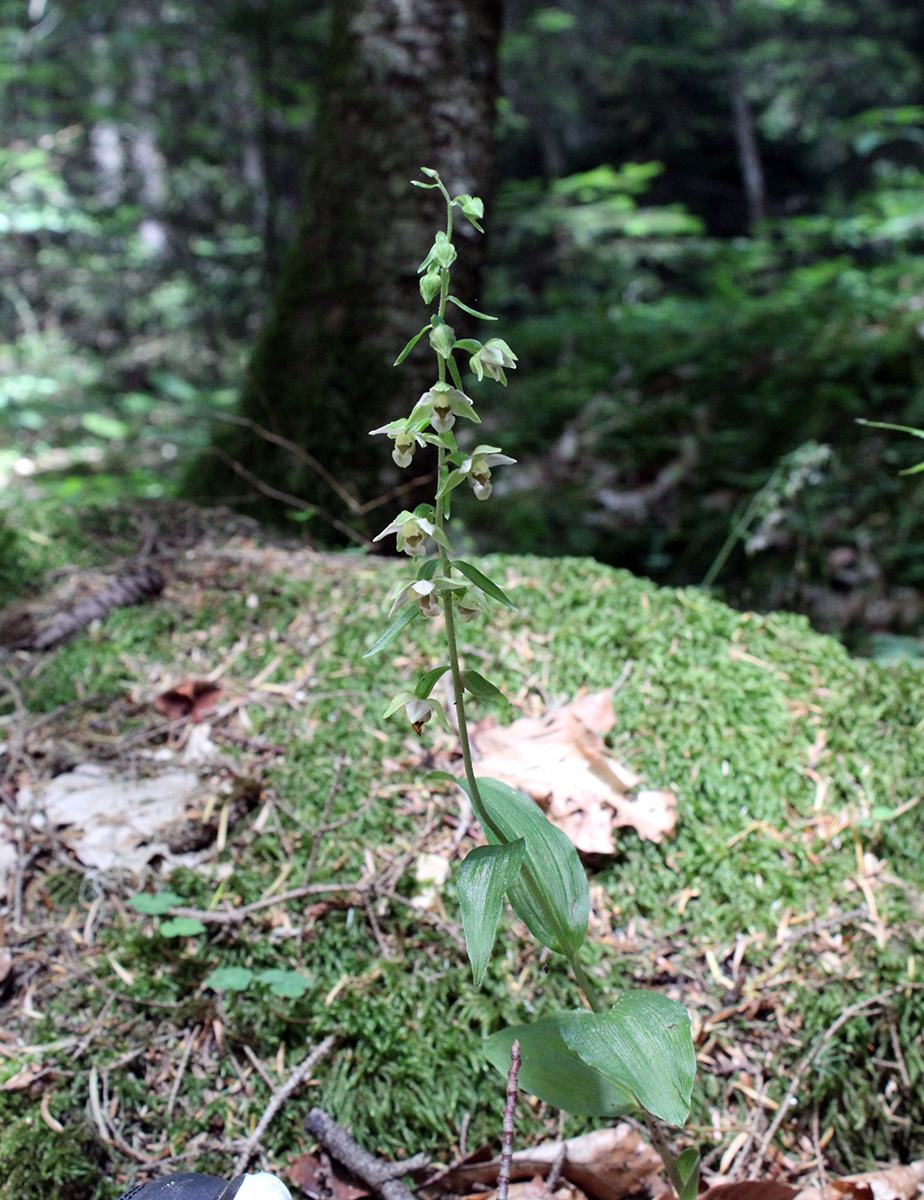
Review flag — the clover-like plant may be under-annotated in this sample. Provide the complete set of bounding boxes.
[367,168,697,1196]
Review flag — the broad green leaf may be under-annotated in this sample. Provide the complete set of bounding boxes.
[81,412,130,440]
[417,558,440,581]
[458,840,525,987]
[128,890,184,915]
[454,560,517,609]
[560,992,695,1126]
[416,664,452,698]
[448,295,496,320]
[462,777,589,956]
[159,917,206,938]
[394,324,430,366]
[463,670,508,703]
[362,603,419,658]
[256,969,311,998]
[204,966,254,992]
[485,1017,636,1116]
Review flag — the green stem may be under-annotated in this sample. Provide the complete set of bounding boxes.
[642,1112,684,1197]
[442,575,483,811]
[567,953,606,1014]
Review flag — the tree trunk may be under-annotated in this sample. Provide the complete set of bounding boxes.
[190,0,502,542]
[728,62,766,228]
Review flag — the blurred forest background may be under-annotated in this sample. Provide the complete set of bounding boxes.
[4,0,924,647]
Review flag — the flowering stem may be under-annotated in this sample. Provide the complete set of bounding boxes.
[442,572,484,812]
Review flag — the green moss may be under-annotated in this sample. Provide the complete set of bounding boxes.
[6,535,924,1175]
[0,1112,111,1200]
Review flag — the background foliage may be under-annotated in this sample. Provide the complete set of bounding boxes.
[3,0,924,636]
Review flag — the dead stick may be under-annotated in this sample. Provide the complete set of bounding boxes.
[497,1038,521,1200]
[234,1037,335,1175]
[306,1108,428,1200]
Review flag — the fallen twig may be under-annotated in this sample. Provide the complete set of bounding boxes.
[233,1036,336,1175]
[306,1107,429,1200]
[497,1038,521,1200]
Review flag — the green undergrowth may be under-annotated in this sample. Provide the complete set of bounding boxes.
[2,505,924,1196]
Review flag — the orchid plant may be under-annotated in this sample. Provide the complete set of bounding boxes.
[366,168,698,1197]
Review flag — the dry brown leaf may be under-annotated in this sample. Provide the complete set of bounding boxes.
[433,1125,669,1200]
[794,1162,924,1200]
[469,691,676,852]
[288,1152,370,1200]
[700,1185,798,1200]
[154,679,223,723]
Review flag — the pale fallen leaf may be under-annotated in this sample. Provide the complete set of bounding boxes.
[470,692,676,852]
[21,763,201,873]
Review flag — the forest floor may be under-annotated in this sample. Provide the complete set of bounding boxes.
[0,501,923,1200]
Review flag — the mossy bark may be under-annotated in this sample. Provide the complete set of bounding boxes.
[189,0,501,541]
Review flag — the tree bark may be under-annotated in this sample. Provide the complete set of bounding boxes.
[728,62,766,228]
[190,0,502,541]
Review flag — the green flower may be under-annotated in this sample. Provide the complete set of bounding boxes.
[456,585,487,622]
[469,338,517,385]
[373,511,436,556]
[459,445,516,500]
[369,418,425,468]
[411,383,480,434]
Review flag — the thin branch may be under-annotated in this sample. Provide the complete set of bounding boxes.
[233,1037,336,1175]
[208,446,372,548]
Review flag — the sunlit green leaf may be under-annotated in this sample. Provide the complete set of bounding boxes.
[255,968,311,998]
[159,918,206,938]
[485,1017,637,1116]
[461,777,588,956]
[204,966,254,992]
[454,560,517,609]
[416,664,451,698]
[128,891,184,915]
[363,603,419,658]
[462,670,507,702]
[458,840,525,987]
[560,992,695,1125]
[394,324,430,366]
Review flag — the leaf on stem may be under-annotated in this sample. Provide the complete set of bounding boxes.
[460,776,589,956]
[447,353,465,392]
[458,840,525,987]
[484,1017,637,1116]
[462,670,508,703]
[362,603,419,658]
[560,992,696,1126]
[394,324,431,366]
[448,295,497,320]
[454,560,517,609]
[416,664,452,698]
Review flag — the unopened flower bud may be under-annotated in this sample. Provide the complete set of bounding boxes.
[420,270,442,304]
